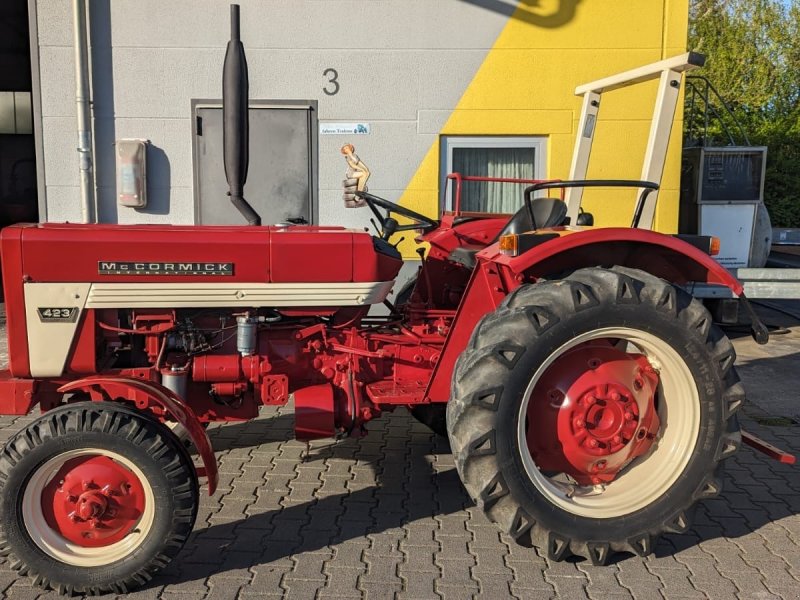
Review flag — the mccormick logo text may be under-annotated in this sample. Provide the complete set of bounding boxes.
[98,262,234,276]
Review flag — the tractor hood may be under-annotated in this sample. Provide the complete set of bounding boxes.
[3,223,402,285]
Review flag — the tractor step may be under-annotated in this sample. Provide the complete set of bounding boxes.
[366,381,428,404]
[741,430,796,465]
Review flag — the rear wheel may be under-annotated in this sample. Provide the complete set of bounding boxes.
[0,402,199,594]
[447,267,743,563]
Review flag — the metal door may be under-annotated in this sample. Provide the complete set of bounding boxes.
[193,100,317,225]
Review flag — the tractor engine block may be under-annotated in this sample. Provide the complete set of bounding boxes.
[91,307,447,439]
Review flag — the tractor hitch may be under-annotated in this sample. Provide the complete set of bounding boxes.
[741,430,796,465]
[739,293,770,345]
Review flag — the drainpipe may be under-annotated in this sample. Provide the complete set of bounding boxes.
[72,0,95,223]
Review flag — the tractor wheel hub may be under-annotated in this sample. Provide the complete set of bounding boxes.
[41,455,146,547]
[528,342,661,486]
[573,384,641,454]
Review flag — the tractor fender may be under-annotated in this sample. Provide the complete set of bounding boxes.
[58,376,218,495]
[483,227,743,295]
[426,228,743,404]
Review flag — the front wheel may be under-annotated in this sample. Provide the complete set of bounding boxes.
[447,267,744,564]
[0,402,199,594]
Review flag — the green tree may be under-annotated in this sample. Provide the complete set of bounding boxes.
[687,0,800,226]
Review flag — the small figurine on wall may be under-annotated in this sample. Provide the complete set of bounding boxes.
[341,143,370,208]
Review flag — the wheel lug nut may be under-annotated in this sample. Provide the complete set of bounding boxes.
[584,395,596,406]
[610,391,621,401]
[588,439,599,448]
[574,418,585,429]
[624,411,634,421]
[612,435,622,445]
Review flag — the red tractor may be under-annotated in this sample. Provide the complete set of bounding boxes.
[0,5,791,595]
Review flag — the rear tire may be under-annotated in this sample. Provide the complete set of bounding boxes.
[0,402,199,594]
[447,266,743,564]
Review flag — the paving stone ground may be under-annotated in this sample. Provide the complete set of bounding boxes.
[0,303,797,599]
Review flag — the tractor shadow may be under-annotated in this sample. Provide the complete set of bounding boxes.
[648,337,800,561]
[205,412,296,451]
[652,421,799,559]
[456,0,583,29]
[151,399,800,588]
[150,409,466,588]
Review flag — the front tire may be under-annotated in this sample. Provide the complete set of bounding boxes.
[447,267,743,564]
[0,402,199,594]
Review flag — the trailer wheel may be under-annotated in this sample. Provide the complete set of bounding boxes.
[447,266,743,564]
[0,402,199,595]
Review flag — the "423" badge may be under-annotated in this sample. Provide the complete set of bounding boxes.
[37,307,79,323]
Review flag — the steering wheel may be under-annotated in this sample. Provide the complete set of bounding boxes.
[355,191,438,240]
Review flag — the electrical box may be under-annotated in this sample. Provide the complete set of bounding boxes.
[679,146,768,268]
[698,203,757,268]
[682,147,767,204]
[116,139,148,208]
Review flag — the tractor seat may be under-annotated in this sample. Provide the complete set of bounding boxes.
[448,198,568,269]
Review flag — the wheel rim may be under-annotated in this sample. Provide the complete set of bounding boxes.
[518,327,700,518]
[23,448,155,567]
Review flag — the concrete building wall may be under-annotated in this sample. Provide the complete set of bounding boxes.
[32,0,510,230]
[32,0,689,248]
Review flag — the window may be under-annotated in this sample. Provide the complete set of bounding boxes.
[441,136,547,213]
[0,92,32,135]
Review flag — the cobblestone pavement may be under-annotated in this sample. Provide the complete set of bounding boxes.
[0,308,797,599]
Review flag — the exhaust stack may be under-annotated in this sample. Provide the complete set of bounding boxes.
[223,4,261,226]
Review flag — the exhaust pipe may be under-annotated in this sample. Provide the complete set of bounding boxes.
[223,4,261,226]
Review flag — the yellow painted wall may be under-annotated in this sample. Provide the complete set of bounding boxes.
[398,0,689,257]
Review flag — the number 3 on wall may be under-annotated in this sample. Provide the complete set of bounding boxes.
[323,68,339,96]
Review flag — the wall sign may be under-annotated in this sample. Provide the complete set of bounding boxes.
[320,123,371,135]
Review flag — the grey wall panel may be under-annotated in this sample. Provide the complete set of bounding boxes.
[110,49,223,118]
[91,117,115,190]
[38,47,75,118]
[46,185,84,222]
[106,0,509,50]
[112,185,195,225]
[41,116,81,186]
[35,0,72,47]
[417,110,452,135]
